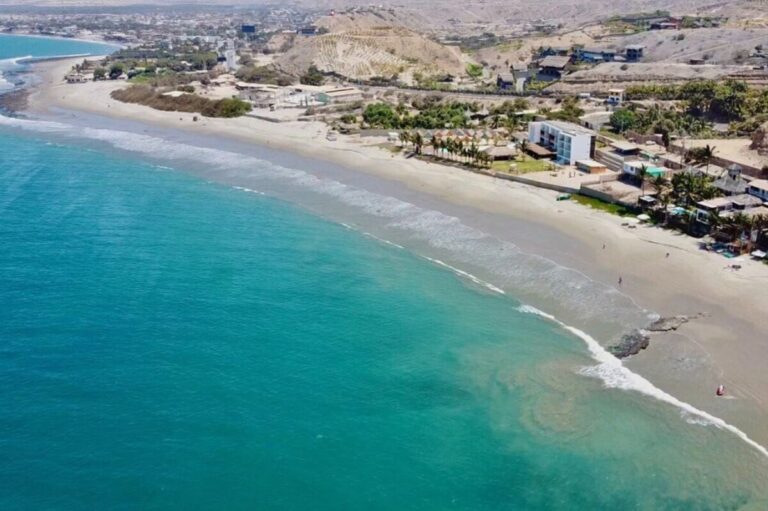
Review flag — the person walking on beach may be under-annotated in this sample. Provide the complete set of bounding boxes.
[618,276,623,286]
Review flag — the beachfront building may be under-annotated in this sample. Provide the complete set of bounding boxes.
[576,159,608,174]
[66,73,87,83]
[747,179,768,201]
[579,111,612,131]
[607,88,625,106]
[695,194,766,224]
[575,47,617,63]
[625,45,645,61]
[316,87,364,104]
[536,56,571,81]
[496,73,516,91]
[528,120,596,165]
[622,161,670,178]
[714,164,749,196]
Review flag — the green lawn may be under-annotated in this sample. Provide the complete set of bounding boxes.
[128,74,154,84]
[571,194,636,217]
[493,158,553,174]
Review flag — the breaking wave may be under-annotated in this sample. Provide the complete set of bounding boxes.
[516,304,768,459]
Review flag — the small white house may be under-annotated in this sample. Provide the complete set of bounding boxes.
[607,88,625,105]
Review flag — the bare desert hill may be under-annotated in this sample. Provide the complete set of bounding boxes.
[271,12,469,82]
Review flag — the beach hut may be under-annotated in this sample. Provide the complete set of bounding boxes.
[483,146,517,161]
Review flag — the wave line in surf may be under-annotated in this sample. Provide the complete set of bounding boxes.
[515,304,768,459]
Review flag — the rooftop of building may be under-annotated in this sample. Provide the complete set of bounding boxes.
[538,55,571,69]
[731,194,765,207]
[537,120,595,137]
[698,197,735,209]
[748,179,768,191]
[610,141,640,153]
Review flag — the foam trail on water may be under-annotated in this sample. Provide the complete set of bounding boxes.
[233,185,265,196]
[516,304,768,459]
[422,256,505,295]
[0,56,29,92]
[16,53,92,64]
[362,231,405,250]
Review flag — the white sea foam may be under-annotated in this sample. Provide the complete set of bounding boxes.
[233,185,265,196]
[361,231,405,250]
[516,304,768,459]
[5,114,766,457]
[422,255,505,295]
[15,53,91,64]
[0,57,25,92]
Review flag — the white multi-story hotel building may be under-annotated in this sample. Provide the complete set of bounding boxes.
[528,120,596,165]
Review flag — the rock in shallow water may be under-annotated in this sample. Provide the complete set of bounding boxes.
[609,329,650,359]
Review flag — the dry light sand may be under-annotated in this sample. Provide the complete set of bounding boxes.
[23,58,768,447]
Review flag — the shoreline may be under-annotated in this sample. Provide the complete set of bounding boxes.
[19,57,768,446]
[0,31,123,48]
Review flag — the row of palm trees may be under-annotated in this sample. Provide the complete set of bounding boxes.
[399,130,493,168]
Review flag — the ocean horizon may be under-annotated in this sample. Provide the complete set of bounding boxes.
[2,34,768,510]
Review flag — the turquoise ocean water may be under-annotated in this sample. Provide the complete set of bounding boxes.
[0,34,118,91]
[2,35,768,510]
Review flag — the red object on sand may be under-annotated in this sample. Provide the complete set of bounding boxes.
[716,385,725,396]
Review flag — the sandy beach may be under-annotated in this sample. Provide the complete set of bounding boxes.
[22,58,768,446]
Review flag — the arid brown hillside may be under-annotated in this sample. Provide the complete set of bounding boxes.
[271,13,468,82]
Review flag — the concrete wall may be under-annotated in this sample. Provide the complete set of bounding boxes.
[669,143,766,178]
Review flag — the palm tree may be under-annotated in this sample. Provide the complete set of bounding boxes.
[429,134,440,157]
[650,174,670,224]
[707,210,723,236]
[444,138,455,161]
[412,131,424,155]
[455,140,465,163]
[752,214,768,248]
[468,142,479,166]
[398,130,409,148]
[734,213,754,251]
[702,144,716,174]
[519,139,529,161]
[638,164,649,195]
[435,137,445,159]
[476,151,490,168]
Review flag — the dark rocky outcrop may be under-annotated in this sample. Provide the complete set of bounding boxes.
[609,329,650,358]
[647,315,690,332]
[609,314,706,359]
